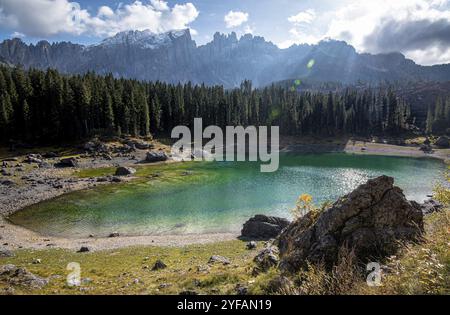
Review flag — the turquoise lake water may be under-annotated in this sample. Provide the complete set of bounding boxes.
[9,153,446,238]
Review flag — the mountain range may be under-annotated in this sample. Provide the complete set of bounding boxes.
[1,29,450,88]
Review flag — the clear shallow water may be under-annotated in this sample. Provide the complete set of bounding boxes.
[9,153,445,238]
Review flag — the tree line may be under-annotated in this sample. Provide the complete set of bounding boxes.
[0,66,417,144]
[425,97,450,135]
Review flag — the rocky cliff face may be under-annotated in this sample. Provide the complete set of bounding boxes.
[1,30,450,87]
[277,176,424,272]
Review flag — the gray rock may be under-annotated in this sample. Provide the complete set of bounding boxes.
[241,215,290,240]
[24,154,43,164]
[420,199,444,215]
[115,166,136,176]
[152,260,167,271]
[253,245,279,275]
[208,255,231,265]
[0,248,14,257]
[56,158,78,168]
[235,284,248,295]
[1,180,15,187]
[0,264,48,288]
[277,176,424,272]
[145,151,168,163]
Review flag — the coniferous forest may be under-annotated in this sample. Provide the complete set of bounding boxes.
[1,65,448,144]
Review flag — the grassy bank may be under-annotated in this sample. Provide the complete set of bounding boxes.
[0,240,258,295]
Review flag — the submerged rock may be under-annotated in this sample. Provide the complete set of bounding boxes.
[277,176,424,272]
[241,215,290,240]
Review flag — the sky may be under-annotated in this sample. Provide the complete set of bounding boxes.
[0,0,450,65]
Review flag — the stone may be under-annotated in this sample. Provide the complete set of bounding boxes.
[246,241,257,250]
[420,199,444,215]
[0,264,48,288]
[111,177,122,183]
[241,215,290,240]
[235,284,248,295]
[0,248,14,257]
[115,166,136,176]
[208,255,231,265]
[109,232,120,238]
[435,136,449,148]
[0,180,15,187]
[152,260,167,271]
[252,245,279,275]
[24,154,43,164]
[77,246,90,253]
[145,151,168,163]
[56,158,78,168]
[277,176,424,273]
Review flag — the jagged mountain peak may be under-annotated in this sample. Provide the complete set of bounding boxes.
[99,28,192,49]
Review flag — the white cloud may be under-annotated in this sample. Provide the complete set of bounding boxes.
[288,9,316,25]
[11,31,25,38]
[224,10,249,28]
[279,0,450,64]
[0,0,199,38]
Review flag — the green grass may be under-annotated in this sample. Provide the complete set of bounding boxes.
[0,240,260,295]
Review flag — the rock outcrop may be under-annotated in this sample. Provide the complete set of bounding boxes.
[241,215,290,240]
[0,264,48,289]
[277,176,424,272]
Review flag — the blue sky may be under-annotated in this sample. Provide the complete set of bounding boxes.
[1,0,450,65]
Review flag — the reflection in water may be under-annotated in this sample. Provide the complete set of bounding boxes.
[9,153,445,238]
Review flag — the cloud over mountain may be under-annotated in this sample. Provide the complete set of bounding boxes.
[0,0,199,37]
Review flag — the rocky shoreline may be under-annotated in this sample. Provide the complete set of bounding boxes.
[0,138,448,252]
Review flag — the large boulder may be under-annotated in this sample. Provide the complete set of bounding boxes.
[145,151,168,163]
[241,215,290,240]
[277,176,424,272]
[435,136,449,148]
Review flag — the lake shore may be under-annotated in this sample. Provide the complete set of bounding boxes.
[0,137,448,252]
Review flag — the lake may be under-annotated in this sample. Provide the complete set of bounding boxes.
[8,153,445,238]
